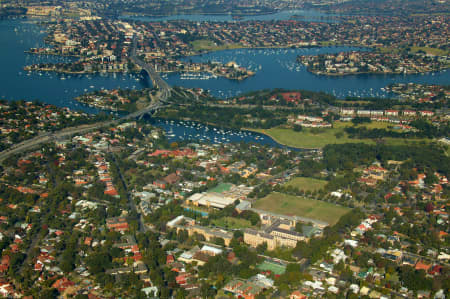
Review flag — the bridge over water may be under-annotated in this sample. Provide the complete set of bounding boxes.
[0,35,172,162]
[124,35,172,119]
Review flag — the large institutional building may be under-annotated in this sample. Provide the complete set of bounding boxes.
[167,215,233,246]
[186,184,253,209]
[244,217,322,251]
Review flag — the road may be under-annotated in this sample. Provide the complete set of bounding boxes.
[109,153,149,233]
[0,34,173,163]
[123,35,172,120]
[0,120,115,163]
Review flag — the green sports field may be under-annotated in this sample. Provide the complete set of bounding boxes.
[283,177,327,192]
[253,192,350,225]
[257,261,287,275]
[209,183,232,193]
[251,121,428,149]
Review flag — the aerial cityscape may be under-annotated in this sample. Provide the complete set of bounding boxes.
[0,0,448,298]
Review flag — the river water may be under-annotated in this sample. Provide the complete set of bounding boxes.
[0,19,150,113]
[2,18,448,106]
[0,18,448,147]
[174,47,445,99]
[150,119,296,149]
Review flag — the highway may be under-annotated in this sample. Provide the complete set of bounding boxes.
[0,121,115,163]
[0,34,172,163]
[123,35,172,119]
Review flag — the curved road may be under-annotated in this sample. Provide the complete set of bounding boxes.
[0,121,115,163]
[124,35,171,120]
[0,34,172,163]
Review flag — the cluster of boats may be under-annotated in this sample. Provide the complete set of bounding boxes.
[160,119,267,145]
[180,73,218,80]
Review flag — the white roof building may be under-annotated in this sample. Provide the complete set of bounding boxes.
[167,215,185,228]
[188,192,236,209]
[200,245,223,256]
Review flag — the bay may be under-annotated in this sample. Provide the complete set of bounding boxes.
[150,118,300,150]
[1,19,448,108]
[171,48,449,99]
[0,19,151,113]
[0,18,448,147]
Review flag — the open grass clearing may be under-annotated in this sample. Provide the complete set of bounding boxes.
[211,217,253,229]
[251,121,429,149]
[333,121,392,130]
[410,46,449,56]
[283,177,327,192]
[190,39,243,52]
[252,126,374,148]
[253,192,350,225]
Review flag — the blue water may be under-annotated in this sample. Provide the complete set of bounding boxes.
[151,119,295,149]
[0,19,151,113]
[120,9,342,23]
[170,47,450,99]
[0,18,449,148]
[2,19,448,107]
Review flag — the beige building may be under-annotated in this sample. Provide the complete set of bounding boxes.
[26,6,61,16]
[187,225,233,246]
[186,192,236,209]
[167,215,233,246]
[244,229,277,250]
[244,219,306,251]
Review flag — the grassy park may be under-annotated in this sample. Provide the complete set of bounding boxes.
[191,39,243,52]
[283,177,327,192]
[253,192,350,225]
[211,217,254,229]
[251,121,428,149]
[252,126,373,148]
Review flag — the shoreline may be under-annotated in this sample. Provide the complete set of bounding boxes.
[305,67,450,77]
[23,66,254,80]
[242,127,318,150]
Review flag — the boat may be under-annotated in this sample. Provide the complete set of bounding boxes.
[180,73,216,80]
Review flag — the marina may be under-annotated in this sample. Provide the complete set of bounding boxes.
[0,18,449,146]
[180,73,218,80]
[2,19,449,109]
[150,118,296,149]
[174,47,450,99]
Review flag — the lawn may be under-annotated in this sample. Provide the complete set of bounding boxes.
[209,183,232,193]
[190,39,243,52]
[257,261,287,275]
[252,126,374,149]
[410,46,449,56]
[253,192,350,225]
[251,121,429,149]
[211,217,253,229]
[377,46,449,56]
[284,177,327,192]
[333,121,391,130]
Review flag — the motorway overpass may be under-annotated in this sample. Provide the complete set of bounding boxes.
[124,35,172,119]
[0,35,173,163]
[0,121,115,163]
